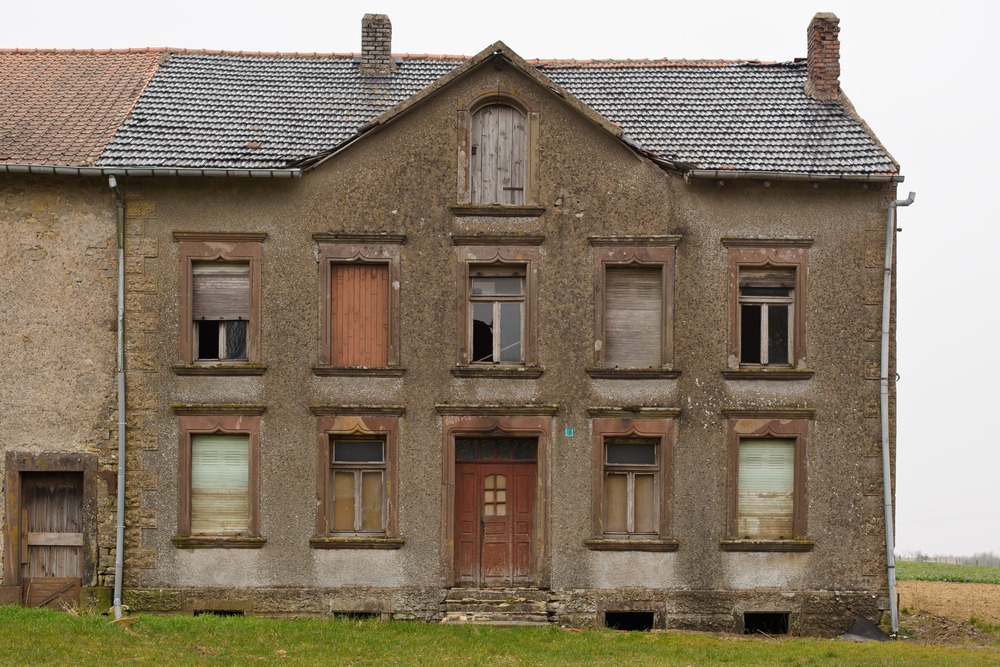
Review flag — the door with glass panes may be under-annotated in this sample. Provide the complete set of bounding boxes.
[454,438,535,586]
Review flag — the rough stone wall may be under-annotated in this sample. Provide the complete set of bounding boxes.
[0,175,119,588]
[118,59,894,634]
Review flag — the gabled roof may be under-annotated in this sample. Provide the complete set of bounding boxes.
[0,44,899,178]
[0,49,161,166]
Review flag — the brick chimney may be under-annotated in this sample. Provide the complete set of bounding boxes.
[806,12,840,100]
[360,13,396,75]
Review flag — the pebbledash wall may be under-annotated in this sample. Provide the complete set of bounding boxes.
[0,176,120,607]
[113,55,896,635]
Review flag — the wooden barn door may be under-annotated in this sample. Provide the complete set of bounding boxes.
[454,438,536,587]
[20,472,84,608]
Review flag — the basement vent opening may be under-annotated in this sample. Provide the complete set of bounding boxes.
[193,609,245,617]
[333,611,380,621]
[744,611,789,635]
[604,611,655,631]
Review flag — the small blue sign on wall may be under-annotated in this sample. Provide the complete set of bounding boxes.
[564,427,575,437]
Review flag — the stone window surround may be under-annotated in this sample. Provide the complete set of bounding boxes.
[587,236,681,379]
[454,87,542,216]
[312,233,405,377]
[172,231,267,376]
[309,406,404,550]
[721,408,815,552]
[585,410,679,552]
[722,238,813,381]
[172,405,266,549]
[453,241,542,378]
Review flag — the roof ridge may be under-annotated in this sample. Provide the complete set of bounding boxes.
[0,47,472,59]
[530,58,794,68]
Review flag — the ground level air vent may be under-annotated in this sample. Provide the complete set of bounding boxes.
[604,611,655,631]
[743,611,789,635]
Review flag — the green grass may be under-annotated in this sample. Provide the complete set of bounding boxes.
[896,560,1000,584]
[0,606,997,666]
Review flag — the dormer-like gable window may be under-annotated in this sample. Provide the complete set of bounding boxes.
[456,90,540,211]
[470,104,526,205]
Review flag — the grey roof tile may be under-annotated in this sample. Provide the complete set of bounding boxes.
[96,52,897,175]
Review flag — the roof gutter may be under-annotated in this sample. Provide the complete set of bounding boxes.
[683,169,904,183]
[0,164,302,178]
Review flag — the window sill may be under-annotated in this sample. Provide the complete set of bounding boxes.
[451,204,545,218]
[586,367,681,380]
[172,363,267,377]
[719,539,815,552]
[584,538,679,552]
[309,536,405,550]
[722,368,814,381]
[452,366,544,379]
[172,536,266,549]
[313,366,406,377]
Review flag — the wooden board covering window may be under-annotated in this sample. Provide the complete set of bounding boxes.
[604,266,662,367]
[191,434,249,535]
[471,104,526,205]
[331,263,390,367]
[737,438,794,539]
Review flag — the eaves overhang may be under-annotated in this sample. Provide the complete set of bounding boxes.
[680,167,903,183]
[0,163,302,178]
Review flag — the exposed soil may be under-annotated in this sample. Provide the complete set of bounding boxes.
[894,581,1000,646]
[898,581,1000,624]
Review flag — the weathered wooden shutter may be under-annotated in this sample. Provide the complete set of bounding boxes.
[604,266,662,367]
[737,438,794,538]
[471,104,526,205]
[191,434,249,535]
[331,263,389,366]
[192,262,250,320]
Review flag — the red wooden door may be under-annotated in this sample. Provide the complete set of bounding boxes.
[455,460,535,587]
[21,472,83,608]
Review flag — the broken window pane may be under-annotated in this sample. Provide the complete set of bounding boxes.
[767,305,789,364]
[498,303,522,362]
[740,304,762,364]
[472,302,494,362]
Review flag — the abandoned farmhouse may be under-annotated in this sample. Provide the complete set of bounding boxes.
[0,13,905,634]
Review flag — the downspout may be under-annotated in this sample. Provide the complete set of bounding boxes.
[109,176,127,620]
[882,190,915,636]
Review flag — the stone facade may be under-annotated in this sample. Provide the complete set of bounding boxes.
[0,15,899,636]
[0,176,119,604]
[102,56,896,635]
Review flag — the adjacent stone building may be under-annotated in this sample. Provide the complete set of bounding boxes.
[0,13,903,634]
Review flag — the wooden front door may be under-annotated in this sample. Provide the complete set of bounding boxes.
[21,472,83,608]
[454,438,536,587]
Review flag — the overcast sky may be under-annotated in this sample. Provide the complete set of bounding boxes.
[5,1,996,557]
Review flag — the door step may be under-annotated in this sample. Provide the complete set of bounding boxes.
[440,588,551,625]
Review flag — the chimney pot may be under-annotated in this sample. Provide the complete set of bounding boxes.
[806,12,840,100]
[360,13,396,75]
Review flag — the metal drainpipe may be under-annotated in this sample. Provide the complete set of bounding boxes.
[882,190,915,636]
[109,176,127,620]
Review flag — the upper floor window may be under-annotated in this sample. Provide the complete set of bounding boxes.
[313,235,404,377]
[470,264,525,364]
[739,267,794,366]
[722,239,811,379]
[588,237,679,379]
[471,104,526,205]
[192,262,249,361]
[454,243,541,377]
[174,232,266,375]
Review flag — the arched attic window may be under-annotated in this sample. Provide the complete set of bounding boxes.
[470,103,527,205]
